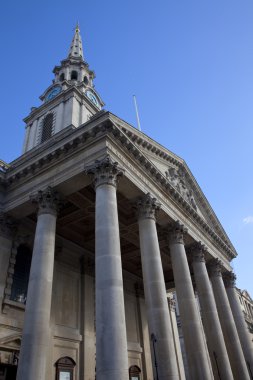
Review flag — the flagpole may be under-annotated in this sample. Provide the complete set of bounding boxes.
[133,95,142,131]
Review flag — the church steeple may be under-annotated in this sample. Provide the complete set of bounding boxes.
[68,24,84,60]
[22,26,104,153]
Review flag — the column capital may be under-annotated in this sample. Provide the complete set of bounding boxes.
[30,187,61,216]
[0,213,17,238]
[85,155,124,189]
[168,220,187,245]
[223,271,237,288]
[188,241,207,263]
[136,193,161,221]
[208,258,223,277]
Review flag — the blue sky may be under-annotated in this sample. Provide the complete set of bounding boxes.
[0,0,253,296]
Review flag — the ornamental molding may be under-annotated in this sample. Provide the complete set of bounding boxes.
[223,271,236,288]
[165,166,197,211]
[2,113,236,260]
[188,241,207,263]
[208,258,223,277]
[119,121,234,252]
[84,155,124,189]
[168,220,188,245]
[30,186,61,216]
[136,193,161,221]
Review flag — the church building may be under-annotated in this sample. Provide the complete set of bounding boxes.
[0,25,252,380]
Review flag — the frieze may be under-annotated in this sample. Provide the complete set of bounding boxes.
[2,117,235,261]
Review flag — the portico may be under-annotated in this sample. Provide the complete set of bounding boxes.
[0,26,252,380]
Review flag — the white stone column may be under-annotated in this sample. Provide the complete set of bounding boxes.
[224,272,253,378]
[168,222,213,380]
[190,243,233,380]
[209,259,250,380]
[17,187,60,380]
[168,296,186,380]
[137,194,180,380]
[80,259,96,380]
[87,156,129,380]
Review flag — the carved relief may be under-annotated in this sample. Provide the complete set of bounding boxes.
[165,167,197,210]
[188,241,207,263]
[208,258,223,277]
[30,186,61,216]
[85,155,124,189]
[168,221,188,245]
[136,193,161,221]
[223,271,236,288]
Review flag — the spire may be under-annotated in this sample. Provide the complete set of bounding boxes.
[68,23,84,59]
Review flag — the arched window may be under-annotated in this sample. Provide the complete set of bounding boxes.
[83,76,88,85]
[10,245,32,303]
[71,70,78,80]
[41,113,54,143]
[55,357,76,380]
[129,365,141,380]
[59,73,65,81]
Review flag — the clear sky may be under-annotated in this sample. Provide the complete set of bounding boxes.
[0,0,252,296]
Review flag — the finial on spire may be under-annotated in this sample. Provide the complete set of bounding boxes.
[68,24,84,60]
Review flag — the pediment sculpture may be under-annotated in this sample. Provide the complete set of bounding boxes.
[165,167,197,211]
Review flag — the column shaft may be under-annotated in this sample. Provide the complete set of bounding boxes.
[191,246,233,380]
[209,261,250,380]
[90,157,129,380]
[138,214,179,380]
[169,224,213,380]
[17,208,57,380]
[225,273,253,378]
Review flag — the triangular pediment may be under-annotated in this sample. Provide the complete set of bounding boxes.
[109,113,235,253]
[0,333,21,349]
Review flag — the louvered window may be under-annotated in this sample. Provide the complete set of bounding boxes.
[10,245,32,303]
[41,113,54,143]
[71,70,78,80]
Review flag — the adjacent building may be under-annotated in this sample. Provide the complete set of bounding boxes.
[0,25,252,380]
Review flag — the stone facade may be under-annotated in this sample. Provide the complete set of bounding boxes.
[0,26,252,380]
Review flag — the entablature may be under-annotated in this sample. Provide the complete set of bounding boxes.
[2,112,237,262]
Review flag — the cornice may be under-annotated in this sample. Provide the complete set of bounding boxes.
[5,111,109,182]
[110,115,235,254]
[3,111,236,260]
[105,117,236,260]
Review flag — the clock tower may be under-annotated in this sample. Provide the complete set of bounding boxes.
[22,25,104,153]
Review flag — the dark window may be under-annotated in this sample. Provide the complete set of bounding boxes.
[83,76,88,85]
[41,113,54,143]
[55,357,76,380]
[71,71,78,80]
[129,365,141,380]
[60,73,65,81]
[10,245,32,303]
